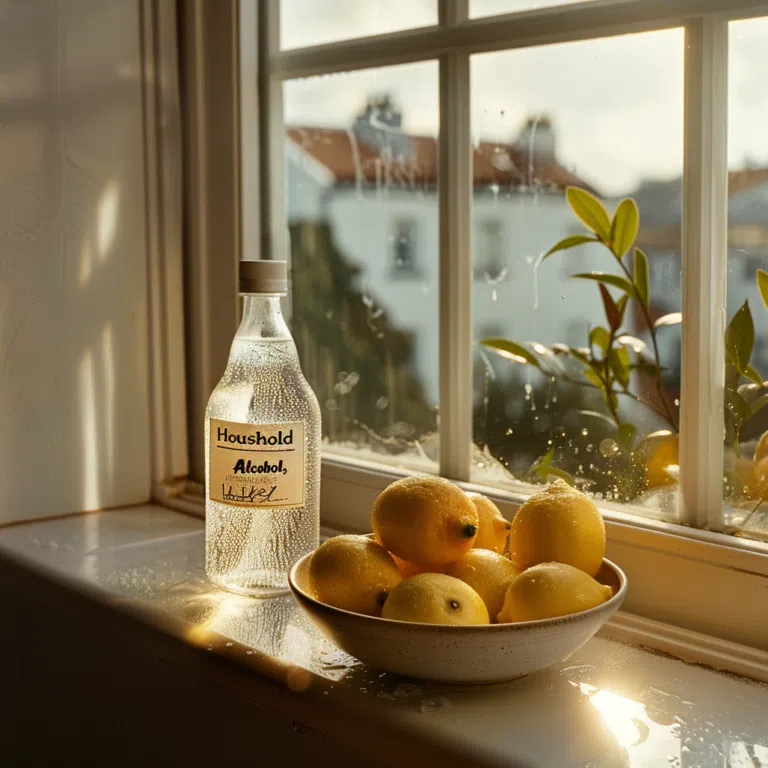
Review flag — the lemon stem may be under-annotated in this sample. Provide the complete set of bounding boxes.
[462,523,478,538]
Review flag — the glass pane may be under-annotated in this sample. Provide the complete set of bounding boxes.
[284,63,439,472]
[725,17,768,540]
[470,30,684,520]
[280,0,437,50]
[471,0,596,18]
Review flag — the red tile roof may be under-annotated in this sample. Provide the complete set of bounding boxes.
[286,126,598,195]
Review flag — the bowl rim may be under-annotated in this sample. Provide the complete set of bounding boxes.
[288,548,627,631]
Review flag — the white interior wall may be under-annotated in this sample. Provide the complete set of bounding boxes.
[0,0,152,522]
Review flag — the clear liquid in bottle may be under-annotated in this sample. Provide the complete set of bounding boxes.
[205,261,320,596]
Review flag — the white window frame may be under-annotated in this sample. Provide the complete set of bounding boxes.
[176,0,768,666]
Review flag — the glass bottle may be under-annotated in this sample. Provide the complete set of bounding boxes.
[205,260,320,596]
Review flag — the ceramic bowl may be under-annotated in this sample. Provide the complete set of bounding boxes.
[289,550,627,684]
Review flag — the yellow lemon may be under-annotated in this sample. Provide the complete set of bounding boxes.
[754,457,768,499]
[497,562,613,623]
[637,431,679,489]
[445,549,520,621]
[307,535,401,616]
[391,553,446,578]
[733,455,762,499]
[754,430,768,466]
[382,573,489,625]
[467,492,512,554]
[371,476,478,565]
[509,479,605,577]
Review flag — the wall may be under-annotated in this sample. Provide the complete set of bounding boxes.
[0,0,152,522]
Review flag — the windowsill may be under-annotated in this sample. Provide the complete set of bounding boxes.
[1,504,767,766]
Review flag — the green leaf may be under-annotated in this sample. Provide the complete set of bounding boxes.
[589,326,611,353]
[758,269,768,310]
[583,367,605,390]
[751,392,768,415]
[609,198,639,258]
[566,187,611,241]
[567,346,591,363]
[615,423,637,451]
[481,338,539,367]
[609,346,631,388]
[533,446,554,480]
[725,301,755,373]
[633,248,649,305]
[616,294,630,324]
[544,467,576,486]
[571,272,635,296]
[579,410,617,427]
[599,284,621,332]
[654,312,682,329]
[542,234,597,260]
[746,364,763,386]
[726,388,752,426]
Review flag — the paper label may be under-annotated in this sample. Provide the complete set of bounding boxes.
[209,419,304,508]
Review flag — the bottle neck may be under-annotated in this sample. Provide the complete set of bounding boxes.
[236,294,291,341]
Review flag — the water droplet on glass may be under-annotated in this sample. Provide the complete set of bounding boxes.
[376,396,389,410]
[225,642,233,647]
[581,428,589,436]
[420,697,452,713]
[600,438,619,457]
[393,683,423,699]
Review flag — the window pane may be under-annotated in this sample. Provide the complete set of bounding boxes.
[725,18,768,540]
[470,30,684,520]
[285,63,439,472]
[471,0,596,18]
[280,0,437,50]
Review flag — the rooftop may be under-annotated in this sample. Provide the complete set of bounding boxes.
[286,125,599,195]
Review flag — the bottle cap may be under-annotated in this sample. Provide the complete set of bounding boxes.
[239,259,287,294]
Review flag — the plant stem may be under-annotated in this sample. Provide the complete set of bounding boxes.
[600,327,621,427]
[615,258,679,430]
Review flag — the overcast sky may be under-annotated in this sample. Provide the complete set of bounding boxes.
[281,2,768,197]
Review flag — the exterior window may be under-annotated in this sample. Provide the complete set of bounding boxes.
[267,0,768,541]
[392,218,420,277]
[474,219,505,282]
[471,31,683,516]
[285,66,439,472]
[725,17,768,537]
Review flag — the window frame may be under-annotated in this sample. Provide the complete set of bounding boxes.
[266,0,768,529]
[178,0,768,659]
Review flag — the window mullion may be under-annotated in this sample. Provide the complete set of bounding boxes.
[680,17,729,530]
[439,0,472,481]
[259,1,287,265]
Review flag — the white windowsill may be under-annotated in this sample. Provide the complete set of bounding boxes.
[1,504,767,767]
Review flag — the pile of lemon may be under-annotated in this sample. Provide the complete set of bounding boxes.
[307,476,613,625]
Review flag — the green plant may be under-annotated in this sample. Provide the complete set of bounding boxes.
[482,186,768,503]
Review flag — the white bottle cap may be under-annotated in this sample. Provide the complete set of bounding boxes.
[239,260,287,294]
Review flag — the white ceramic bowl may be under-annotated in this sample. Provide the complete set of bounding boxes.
[289,551,627,684]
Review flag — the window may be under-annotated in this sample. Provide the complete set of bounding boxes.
[267,2,768,549]
[473,219,505,282]
[471,31,683,518]
[284,64,439,472]
[725,16,768,539]
[391,218,421,276]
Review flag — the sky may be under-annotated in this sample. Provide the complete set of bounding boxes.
[281,1,768,197]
